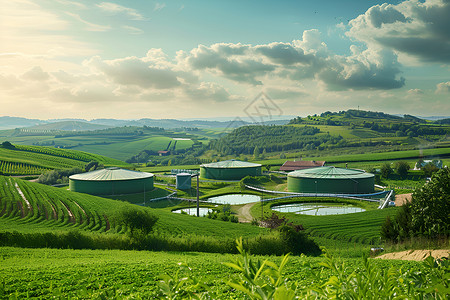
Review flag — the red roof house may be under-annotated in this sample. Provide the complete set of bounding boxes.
[279,160,325,171]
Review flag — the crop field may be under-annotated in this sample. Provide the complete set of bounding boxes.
[72,136,194,161]
[0,145,130,175]
[0,246,426,299]
[0,175,141,233]
[0,176,265,239]
[1,128,198,161]
[255,147,450,166]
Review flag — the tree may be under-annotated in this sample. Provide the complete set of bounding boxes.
[380,163,393,178]
[395,161,410,179]
[1,141,15,149]
[409,167,449,237]
[422,163,438,177]
[253,146,260,160]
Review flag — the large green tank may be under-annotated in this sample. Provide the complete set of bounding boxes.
[287,166,374,194]
[200,160,262,180]
[69,167,154,195]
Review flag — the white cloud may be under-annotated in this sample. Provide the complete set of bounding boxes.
[154,3,166,12]
[86,55,182,89]
[347,0,450,64]
[0,1,97,59]
[96,2,145,20]
[123,25,144,35]
[408,88,424,95]
[21,66,50,81]
[435,81,450,94]
[66,12,111,32]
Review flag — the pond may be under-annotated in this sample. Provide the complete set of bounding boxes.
[172,207,212,217]
[208,194,261,205]
[271,202,365,216]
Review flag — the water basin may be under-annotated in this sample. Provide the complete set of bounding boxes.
[271,202,365,216]
[172,207,212,217]
[208,194,261,205]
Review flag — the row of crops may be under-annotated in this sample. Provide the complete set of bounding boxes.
[0,144,130,175]
[0,147,85,170]
[0,176,140,233]
[15,144,127,166]
[0,160,50,175]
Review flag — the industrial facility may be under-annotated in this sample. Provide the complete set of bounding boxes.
[287,166,374,194]
[200,159,262,180]
[69,167,154,195]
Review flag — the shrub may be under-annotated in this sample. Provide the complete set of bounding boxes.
[118,208,159,238]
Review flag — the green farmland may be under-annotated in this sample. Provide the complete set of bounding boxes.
[0,144,130,175]
[0,246,429,299]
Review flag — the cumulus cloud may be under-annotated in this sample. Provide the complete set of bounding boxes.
[347,0,450,64]
[184,43,275,85]
[185,82,232,102]
[181,29,404,90]
[408,88,424,95]
[21,66,50,81]
[87,55,182,89]
[435,81,450,94]
[96,2,145,20]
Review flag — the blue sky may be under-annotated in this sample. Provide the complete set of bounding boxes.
[1,0,449,120]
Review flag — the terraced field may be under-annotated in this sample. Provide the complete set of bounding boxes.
[0,145,130,175]
[0,176,134,233]
[0,176,265,239]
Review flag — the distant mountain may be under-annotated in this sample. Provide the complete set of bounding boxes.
[25,121,111,131]
[90,118,252,128]
[0,116,47,130]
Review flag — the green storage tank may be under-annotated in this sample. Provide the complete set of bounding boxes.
[200,160,262,180]
[69,167,154,195]
[287,166,374,194]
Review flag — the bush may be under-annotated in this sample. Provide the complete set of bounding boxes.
[278,225,321,256]
[118,208,159,238]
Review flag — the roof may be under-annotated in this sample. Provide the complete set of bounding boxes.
[201,159,261,168]
[288,166,374,179]
[279,160,325,171]
[69,167,153,181]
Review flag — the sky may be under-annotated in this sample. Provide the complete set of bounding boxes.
[1,0,449,120]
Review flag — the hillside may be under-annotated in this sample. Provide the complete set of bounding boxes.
[0,176,265,238]
[24,121,111,131]
[0,144,130,175]
[209,109,450,156]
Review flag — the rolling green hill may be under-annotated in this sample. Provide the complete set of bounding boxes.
[0,176,265,238]
[0,126,203,161]
[0,144,130,175]
[209,109,450,156]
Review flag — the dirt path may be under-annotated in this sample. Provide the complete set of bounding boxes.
[395,193,412,206]
[376,249,449,261]
[237,202,256,223]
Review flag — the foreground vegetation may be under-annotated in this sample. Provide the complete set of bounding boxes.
[0,240,447,299]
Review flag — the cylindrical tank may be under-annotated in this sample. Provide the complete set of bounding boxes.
[200,160,262,180]
[176,173,192,190]
[287,166,374,194]
[69,167,154,195]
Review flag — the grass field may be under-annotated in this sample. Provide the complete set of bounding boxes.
[254,147,450,166]
[0,246,426,299]
[72,136,194,161]
[1,129,197,161]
